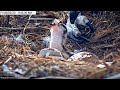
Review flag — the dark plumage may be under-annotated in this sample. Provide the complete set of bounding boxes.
[66,11,96,44]
[69,11,80,24]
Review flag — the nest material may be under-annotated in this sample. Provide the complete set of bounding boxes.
[0,11,120,79]
[0,36,108,79]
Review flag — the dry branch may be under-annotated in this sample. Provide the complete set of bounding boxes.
[29,18,54,21]
[0,26,50,31]
[3,56,12,65]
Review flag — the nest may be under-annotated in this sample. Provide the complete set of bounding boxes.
[0,11,120,79]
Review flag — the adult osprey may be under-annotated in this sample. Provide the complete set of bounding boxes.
[66,11,96,43]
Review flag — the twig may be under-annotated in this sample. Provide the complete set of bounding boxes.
[0,26,50,30]
[23,15,32,34]
[3,56,12,65]
[29,18,54,20]
[106,20,114,29]
[4,15,10,27]
[93,42,120,49]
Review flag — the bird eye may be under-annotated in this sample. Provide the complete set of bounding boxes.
[52,23,56,26]
[50,23,55,26]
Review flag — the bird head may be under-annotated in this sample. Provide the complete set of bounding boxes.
[69,11,81,24]
[50,18,61,32]
[52,18,60,25]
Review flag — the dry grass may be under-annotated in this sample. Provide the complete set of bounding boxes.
[0,11,120,79]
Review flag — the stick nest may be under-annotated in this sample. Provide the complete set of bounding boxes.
[0,11,120,79]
